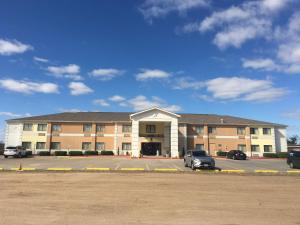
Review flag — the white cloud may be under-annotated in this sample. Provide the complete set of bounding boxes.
[136,69,171,81]
[0,79,59,94]
[282,108,300,120]
[109,95,126,102]
[89,68,124,81]
[33,56,49,63]
[183,0,289,49]
[68,82,93,96]
[0,112,31,117]
[172,77,205,90]
[93,99,110,107]
[242,58,280,71]
[0,39,33,55]
[126,95,181,112]
[139,0,209,22]
[58,108,86,113]
[47,64,83,80]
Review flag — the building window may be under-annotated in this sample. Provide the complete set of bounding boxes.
[23,123,33,131]
[22,142,31,150]
[50,142,61,150]
[122,125,132,133]
[237,127,246,135]
[36,142,46,149]
[264,145,272,152]
[122,143,131,150]
[263,128,271,135]
[251,145,260,152]
[37,124,47,131]
[238,144,246,151]
[146,125,156,133]
[82,142,91,150]
[96,142,105,150]
[195,144,204,150]
[83,124,92,132]
[52,124,61,132]
[250,128,259,135]
[96,124,105,132]
[208,127,216,134]
[195,126,204,134]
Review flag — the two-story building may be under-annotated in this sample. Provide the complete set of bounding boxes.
[4,107,287,157]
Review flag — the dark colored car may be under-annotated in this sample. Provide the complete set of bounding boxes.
[287,150,300,169]
[184,150,215,170]
[226,150,247,160]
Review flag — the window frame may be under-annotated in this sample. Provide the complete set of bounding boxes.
[96,142,105,151]
[250,128,259,135]
[195,126,204,135]
[251,145,260,152]
[237,127,246,135]
[23,123,33,131]
[195,144,204,150]
[82,142,92,150]
[37,124,47,131]
[96,124,105,132]
[52,124,61,132]
[263,128,271,135]
[22,142,32,150]
[122,125,132,133]
[122,143,131,151]
[50,142,61,150]
[146,125,156,133]
[264,145,273,152]
[208,126,216,134]
[83,124,92,132]
[36,142,46,149]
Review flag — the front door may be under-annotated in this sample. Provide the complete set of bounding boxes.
[141,142,161,156]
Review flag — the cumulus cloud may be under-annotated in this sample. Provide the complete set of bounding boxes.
[0,79,59,94]
[89,68,124,81]
[173,77,205,90]
[93,99,110,107]
[242,58,280,71]
[136,69,171,81]
[0,39,33,55]
[68,82,93,96]
[109,95,126,102]
[139,0,209,22]
[33,56,49,63]
[47,64,83,80]
[183,0,289,49]
[0,112,31,117]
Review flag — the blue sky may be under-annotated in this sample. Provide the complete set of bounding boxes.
[1,0,300,140]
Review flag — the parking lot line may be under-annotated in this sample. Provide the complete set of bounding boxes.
[154,168,178,172]
[287,170,300,173]
[255,170,279,173]
[86,167,110,171]
[221,170,245,173]
[47,168,72,171]
[120,168,145,171]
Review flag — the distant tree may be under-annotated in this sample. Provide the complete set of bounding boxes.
[287,135,299,145]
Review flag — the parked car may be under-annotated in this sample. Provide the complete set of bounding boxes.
[226,150,247,160]
[184,150,215,170]
[287,150,300,169]
[4,146,27,158]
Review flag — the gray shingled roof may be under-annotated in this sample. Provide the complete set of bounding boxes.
[6,112,286,127]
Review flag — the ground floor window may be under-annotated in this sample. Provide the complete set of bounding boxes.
[36,142,46,149]
[238,144,246,152]
[264,145,273,152]
[22,142,31,150]
[122,143,131,150]
[50,142,61,150]
[251,145,260,152]
[82,142,91,150]
[195,144,204,150]
[96,142,105,150]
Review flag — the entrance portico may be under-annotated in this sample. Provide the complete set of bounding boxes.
[130,107,180,158]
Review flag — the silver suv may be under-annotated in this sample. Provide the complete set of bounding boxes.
[184,150,215,170]
[4,146,27,158]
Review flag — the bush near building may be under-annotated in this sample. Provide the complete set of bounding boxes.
[26,151,33,157]
[38,151,51,156]
[216,151,227,157]
[100,150,114,155]
[69,151,83,156]
[84,151,98,155]
[54,151,67,156]
[263,152,288,158]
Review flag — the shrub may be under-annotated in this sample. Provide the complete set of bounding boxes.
[69,151,83,156]
[39,151,51,156]
[100,150,114,155]
[26,151,33,157]
[55,151,67,156]
[263,153,278,158]
[217,151,227,157]
[277,152,288,158]
[84,150,98,155]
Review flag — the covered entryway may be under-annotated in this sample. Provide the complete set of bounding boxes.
[141,142,161,156]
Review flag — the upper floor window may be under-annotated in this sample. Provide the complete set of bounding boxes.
[208,127,216,134]
[83,124,92,132]
[52,124,61,132]
[23,123,33,131]
[96,124,105,132]
[250,128,259,135]
[263,128,271,135]
[146,125,156,133]
[122,125,132,133]
[37,124,47,131]
[195,126,204,134]
[237,127,246,135]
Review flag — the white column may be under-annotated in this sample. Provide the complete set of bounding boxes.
[170,119,179,158]
[114,123,118,152]
[131,120,139,157]
[163,124,170,155]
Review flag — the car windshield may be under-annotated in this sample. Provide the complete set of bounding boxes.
[192,151,207,157]
[6,147,16,149]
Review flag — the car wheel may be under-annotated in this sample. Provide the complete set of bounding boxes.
[289,162,295,169]
[4,155,8,158]
[191,162,195,170]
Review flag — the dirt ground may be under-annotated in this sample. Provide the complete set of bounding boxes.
[0,172,299,225]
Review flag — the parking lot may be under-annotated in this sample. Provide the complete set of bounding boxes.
[0,155,296,173]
